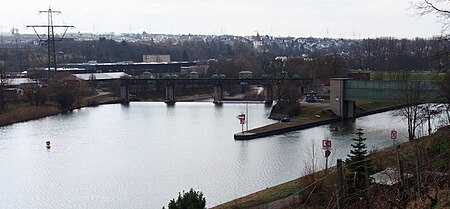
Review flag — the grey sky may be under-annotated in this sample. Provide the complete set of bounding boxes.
[0,0,443,38]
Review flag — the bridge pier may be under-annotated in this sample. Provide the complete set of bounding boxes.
[264,85,273,105]
[120,85,129,103]
[213,85,223,104]
[165,84,176,104]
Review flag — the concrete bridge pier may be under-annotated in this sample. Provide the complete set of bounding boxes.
[165,84,176,104]
[213,85,223,104]
[120,85,129,103]
[330,78,355,119]
[264,84,273,105]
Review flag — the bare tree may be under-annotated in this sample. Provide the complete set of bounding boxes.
[302,141,323,184]
[437,71,450,124]
[413,0,450,125]
[412,0,450,33]
[0,62,10,113]
[393,80,429,141]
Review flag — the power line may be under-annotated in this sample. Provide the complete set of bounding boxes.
[27,7,74,78]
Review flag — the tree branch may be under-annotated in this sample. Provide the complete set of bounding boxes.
[424,0,450,16]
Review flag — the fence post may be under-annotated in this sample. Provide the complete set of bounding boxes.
[337,159,344,209]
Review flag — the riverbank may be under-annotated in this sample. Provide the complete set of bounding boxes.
[0,94,121,127]
[216,125,450,208]
[0,105,61,127]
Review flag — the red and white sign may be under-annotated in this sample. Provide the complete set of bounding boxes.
[238,113,246,125]
[335,96,340,102]
[322,139,332,150]
[391,129,397,140]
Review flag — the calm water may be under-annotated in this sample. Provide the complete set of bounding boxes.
[0,102,441,208]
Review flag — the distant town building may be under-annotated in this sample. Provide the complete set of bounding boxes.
[143,55,171,63]
[3,78,38,99]
[253,32,263,52]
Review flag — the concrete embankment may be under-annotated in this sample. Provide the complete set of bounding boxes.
[234,104,409,140]
[234,117,340,140]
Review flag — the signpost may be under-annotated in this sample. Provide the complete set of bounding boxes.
[322,138,332,174]
[391,129,397,140]
[237,113,246,133]
[391,129,397,146]
[322,139,332,149]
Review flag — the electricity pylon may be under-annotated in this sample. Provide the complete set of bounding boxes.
[27,7,74,78]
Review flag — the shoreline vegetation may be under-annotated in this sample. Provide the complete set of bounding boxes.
[214,125,450,209]
[0,105,61,127]
[0,93,122,127]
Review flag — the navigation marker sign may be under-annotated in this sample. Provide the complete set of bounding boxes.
[237,113,246,133]
[391,129,397,140]
[322,138,332,174]
[322,139,332,150]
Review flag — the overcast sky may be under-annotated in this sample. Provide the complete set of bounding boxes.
[0,0,443,39]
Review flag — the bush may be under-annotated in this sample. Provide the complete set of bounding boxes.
[54,89,77,109]
[164,188,206,209]
[48,73,83,109]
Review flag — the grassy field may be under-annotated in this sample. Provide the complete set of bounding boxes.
[355,101,397,113]
[212,168,337,209]
[369,71,444,81]
[253,104,335,134]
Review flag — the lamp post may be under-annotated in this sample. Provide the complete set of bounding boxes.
[246,99,248,131]
[241,81,249,132]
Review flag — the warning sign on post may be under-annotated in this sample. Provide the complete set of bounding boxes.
[391,129,397,140]
[322,139,332,150]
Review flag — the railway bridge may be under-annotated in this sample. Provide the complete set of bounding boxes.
[119,77,311,104]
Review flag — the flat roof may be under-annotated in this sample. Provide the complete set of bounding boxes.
[73,72,129,80]
[7,78,37,86]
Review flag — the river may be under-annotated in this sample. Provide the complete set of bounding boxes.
[0,102,443,208]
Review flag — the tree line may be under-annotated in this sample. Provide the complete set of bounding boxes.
[0,36,448,74]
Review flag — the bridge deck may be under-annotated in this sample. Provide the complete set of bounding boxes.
[119,78,312,86]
